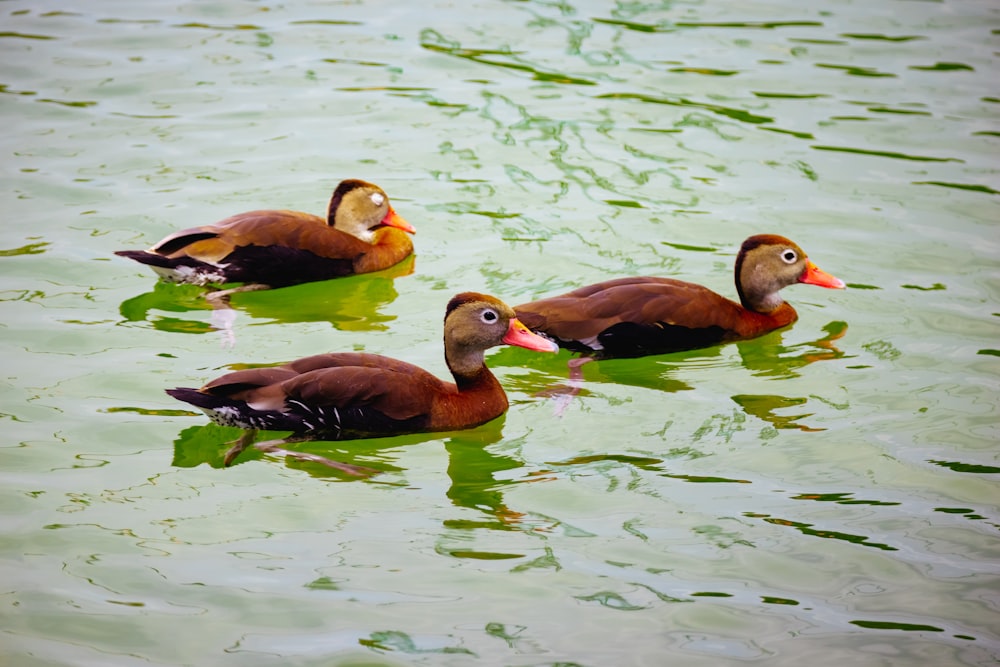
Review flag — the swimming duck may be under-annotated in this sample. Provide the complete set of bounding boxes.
[116,179,415,290]
[167,292,558,469]
[515,234,845,359]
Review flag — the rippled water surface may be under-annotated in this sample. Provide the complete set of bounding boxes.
[2,1,998,665]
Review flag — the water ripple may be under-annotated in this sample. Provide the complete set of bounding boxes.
[0,31,56,40]
[810,144,963,162]
[597,92,775,125]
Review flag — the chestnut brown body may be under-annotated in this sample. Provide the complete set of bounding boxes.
[116,179,414,288]
[167,293,558,464]
[516,234,845,359]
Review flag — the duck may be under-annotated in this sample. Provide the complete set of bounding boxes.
[166,292,559,470]
[515,234,845,360]
[115,179,415,291]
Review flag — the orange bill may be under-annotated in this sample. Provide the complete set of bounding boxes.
[503,319,559,352]
[800,260,846,289]
[381,206,416,234]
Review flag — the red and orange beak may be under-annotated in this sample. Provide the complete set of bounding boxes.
[381,206,416,234]
[503,318,559,353]
[800,260,846,289]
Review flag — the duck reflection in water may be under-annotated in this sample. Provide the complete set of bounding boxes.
[499,319,849,433]
[730,320,850,433]
[443,422,535,531]
[172,422,455,479]
[118,255,415,346]
[172,417,540,530]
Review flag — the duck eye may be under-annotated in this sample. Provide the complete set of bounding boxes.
[370,193,385,207]
[480,309,498,324]
[781,249,797,264]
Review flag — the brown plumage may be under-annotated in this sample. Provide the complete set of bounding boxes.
[115,179,415,288]
[166,292,558,468]
[515,234,845,359]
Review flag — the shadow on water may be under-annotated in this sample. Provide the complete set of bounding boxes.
[118,254,415,337]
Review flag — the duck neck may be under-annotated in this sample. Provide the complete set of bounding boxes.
[435,347,506,429]
[737,285,786,314]
[741,301,799,335]
[353,228,414,273]
[445,345,489,388]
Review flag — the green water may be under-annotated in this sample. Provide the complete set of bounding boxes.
[2,1,998,665]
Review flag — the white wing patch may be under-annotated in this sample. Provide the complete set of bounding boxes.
[205,405,250,428]
[152,264,228,286]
